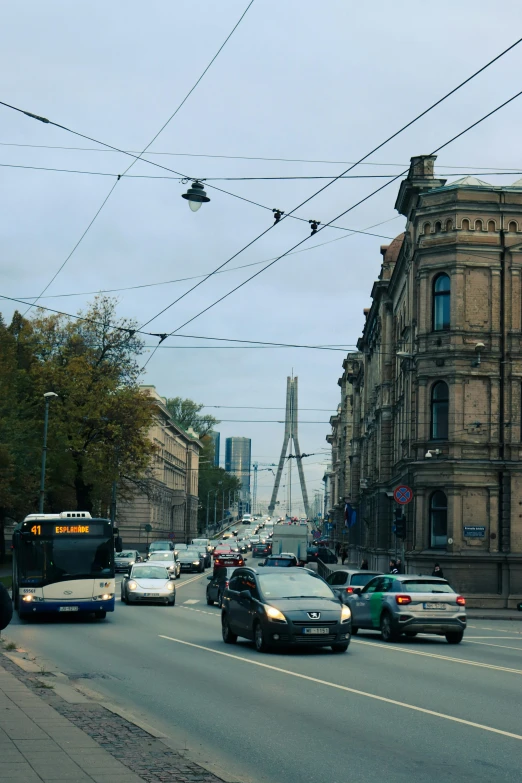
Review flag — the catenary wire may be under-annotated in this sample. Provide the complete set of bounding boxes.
[17,0,255,315]
[4,33,520,338]
[150,86,522,364]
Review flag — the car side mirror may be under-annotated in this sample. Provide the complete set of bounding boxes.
[258,562,265,567]
[352,587,362,595]
[240,590,252,601]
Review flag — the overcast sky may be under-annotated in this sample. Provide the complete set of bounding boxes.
[2,1,522,511]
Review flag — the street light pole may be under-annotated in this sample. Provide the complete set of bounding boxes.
[206,490,211,536]
[39,392,58,514]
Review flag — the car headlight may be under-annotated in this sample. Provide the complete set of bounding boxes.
[193,561,200,565]
[341,605,351,623]
[167,582,175,591]
[128,561,135,566]
[265,605,287,622]
[128,581,137,591]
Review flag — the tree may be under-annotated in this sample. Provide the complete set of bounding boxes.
[165,397,219,437]
[0,297,156,530]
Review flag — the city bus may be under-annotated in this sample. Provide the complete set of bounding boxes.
[12,511,116,620]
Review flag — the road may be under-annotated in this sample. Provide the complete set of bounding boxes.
[3,567,522,783]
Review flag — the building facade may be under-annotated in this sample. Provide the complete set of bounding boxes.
[328,155,522,607]
[225,437,251,509]
[209,431,221,467]
[118,386,201,548]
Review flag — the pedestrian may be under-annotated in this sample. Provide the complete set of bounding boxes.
[0,582,13,631]
[360,559,368,570]
[341,547,348,565]
[432,563,444,579]
[389,559,399,574]
[396,557,403,574]
[335,542,341,556]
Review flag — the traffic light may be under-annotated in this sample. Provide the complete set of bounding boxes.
[394,515,406,540]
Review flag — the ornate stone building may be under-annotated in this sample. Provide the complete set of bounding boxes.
[118,386,201,548]
[329,155,522,607]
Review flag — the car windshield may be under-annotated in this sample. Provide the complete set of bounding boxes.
[350,573,381,586]
[401,580,454,593]
[186,550,200,557]
[150,543,170,551]
[117,552,136,559]
[132,566,168,580]
[192,540,207,546]
[265,559,295,567]
[259,573,334,599]
[149,552,174,561]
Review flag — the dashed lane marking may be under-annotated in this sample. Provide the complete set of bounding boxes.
[183,599,199,605]
[352,639,522,674]
[180,606,216,617]
[158,635,522,742]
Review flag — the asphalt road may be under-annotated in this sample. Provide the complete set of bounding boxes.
[3,567,522,783]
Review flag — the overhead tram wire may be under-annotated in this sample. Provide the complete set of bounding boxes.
[3,141,522,171]
[147,86,522,363]
[134,35,522,351]
[17,0,255,316]
[4,35,520,335]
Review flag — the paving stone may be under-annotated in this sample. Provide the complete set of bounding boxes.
[14,738,63,752]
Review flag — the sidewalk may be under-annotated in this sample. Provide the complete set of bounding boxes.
[0,650,236,783]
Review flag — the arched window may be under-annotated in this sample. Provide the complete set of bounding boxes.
[431,381,449,440]
[445,219,453,232]
[435,221,442,233]
[488,220,496,232]
[423,222,431,235]
[461,219,470,230]
[433,273,450,331]
[509,221,518,233]
[430,491,448,549]
[475,219,483,232]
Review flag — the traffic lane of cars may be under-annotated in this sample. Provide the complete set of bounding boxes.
[5,573,521,783]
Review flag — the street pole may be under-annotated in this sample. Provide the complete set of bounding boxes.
[110,481,117,524]
[214,491,218,530]
[206,490,211,536]
[39,392,58,514]
[222,490,225,523]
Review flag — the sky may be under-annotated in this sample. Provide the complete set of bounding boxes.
[2,1,522,512]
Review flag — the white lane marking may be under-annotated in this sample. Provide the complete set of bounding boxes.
[175,573,207,589]
[180,606,215,617]
[158,635,522,742]
[466,636,522,640]
[352,639,522,675]
[468,625,522,634]
[183,599,199,605]
[459,640,522,652]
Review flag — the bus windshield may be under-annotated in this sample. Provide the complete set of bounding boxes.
[19,536,114,585]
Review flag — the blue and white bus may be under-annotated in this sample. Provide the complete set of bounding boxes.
[12,511,116,620]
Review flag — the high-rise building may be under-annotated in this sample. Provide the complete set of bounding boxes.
[225,437,251,508]
[209,431,220,467]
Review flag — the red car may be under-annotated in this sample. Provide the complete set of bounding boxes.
[213,546,245,573]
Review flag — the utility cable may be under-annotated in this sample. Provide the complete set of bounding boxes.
[4,33,520,331]
[16,0,255,315]
[151,86,522,357]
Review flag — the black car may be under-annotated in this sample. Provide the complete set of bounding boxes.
[261,554,297,567]
[252,542,271,559]
[177,548,205,572]
[206,567,239,607]
[221,568,351,653]
[115,550,142,573]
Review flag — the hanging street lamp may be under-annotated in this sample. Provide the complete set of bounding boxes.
[181,180,210,212]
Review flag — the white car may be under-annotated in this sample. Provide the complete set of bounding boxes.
[147,551,181,579]
[121,563,176,606]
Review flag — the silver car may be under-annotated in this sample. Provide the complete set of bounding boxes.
[121,564,176,605]
[347,574,466,644]
[147,551,181,579]
[325,569,383,604]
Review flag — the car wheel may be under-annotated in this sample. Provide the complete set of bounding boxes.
[176,570,181,580]
[380,612,400,642]
[207,593,214,606]
[254,621,271,653]
[169,596,176,606]
[95,610,107,620]
[222,615,237,644]
[331,642,349,653]
[121,592,127,604]
[445,631,464,644]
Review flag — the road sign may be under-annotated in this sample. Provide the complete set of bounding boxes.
[463,526,485,538]
[168,532,176,540]
[394,485,413,505]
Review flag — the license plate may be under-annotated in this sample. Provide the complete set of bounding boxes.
[144,593,160,597]
[59,606,78,612]
[424,602,446,610]
[303,627,329,634]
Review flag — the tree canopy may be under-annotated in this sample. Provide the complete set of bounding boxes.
[165,397,219,437]
[0,297,156,556]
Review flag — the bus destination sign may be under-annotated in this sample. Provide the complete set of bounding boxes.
[26,523,107,537]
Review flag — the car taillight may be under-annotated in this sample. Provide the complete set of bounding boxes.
[225,581,229,588]
[346,587,354,593]
[456,595,466,606]
[395,594,411,605]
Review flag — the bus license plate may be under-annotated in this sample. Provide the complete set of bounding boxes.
[59,606,78,612]
[303,627,329,634]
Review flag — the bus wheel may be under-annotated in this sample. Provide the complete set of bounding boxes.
[94,610,107,620]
